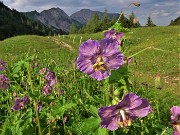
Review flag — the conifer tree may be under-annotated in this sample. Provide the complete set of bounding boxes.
[70,22,77,34]
[85,12,101,33]
[146,16,156,27]
[118,12,129,28]
[101,8,110,30]
[111,15,117,26]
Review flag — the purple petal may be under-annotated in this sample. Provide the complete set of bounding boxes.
[90,70,110,81]
[98,105,118,119]
[76,55,94,75]
[100,115,120,131]
[173,130,180,135]
[118,92,151,120]
[79,39,100,56]
[99,39,119,57]
[104,29,116,39]
[103,52,124,70]
[22,96,30,105]
[171,106,180,118]
[98,105,120,131]
[128,99,151,120]
[0,59,6,71]
[37,100,42,113]
[12,98,21,110]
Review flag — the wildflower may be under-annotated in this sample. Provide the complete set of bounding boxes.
[104,29,123,45]
[39,67,49,75]
[46,71,56,86]
[12,96,30,110]
[43,84,52,95]
[0,59,6,71]
[98,92,152,131]
[170,106,180,135]
[76,39,124,81]
[0,74,9,89]
[59,89,64,95]
[37,100,42,113]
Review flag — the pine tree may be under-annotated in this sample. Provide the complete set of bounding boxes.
[111,15,117,26]
[118,12,129,28]
[146,16,156,27]
[70,22,77,34]
[101,8,110,30]
[85,12,101,33]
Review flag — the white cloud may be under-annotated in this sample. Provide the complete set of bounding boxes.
[175,11,180,15]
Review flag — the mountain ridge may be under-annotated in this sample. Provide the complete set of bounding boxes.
[24,8,120,33]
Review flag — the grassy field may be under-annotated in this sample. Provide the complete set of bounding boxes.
[0,26,179,135]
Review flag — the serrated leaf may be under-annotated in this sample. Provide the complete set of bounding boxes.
[109,65,129,84]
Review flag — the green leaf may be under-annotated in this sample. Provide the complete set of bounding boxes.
[109,65,129,84]
[89,105,99,117]
[80,117,100,134]
[52,103,77,117]
[97,127,107,135]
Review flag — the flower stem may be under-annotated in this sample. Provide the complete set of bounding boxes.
[127,47,151,59]
[27,68,42,135]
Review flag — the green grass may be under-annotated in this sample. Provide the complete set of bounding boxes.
[0,26,180,135]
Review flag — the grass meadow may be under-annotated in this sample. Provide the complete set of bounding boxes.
[0,26,179,135]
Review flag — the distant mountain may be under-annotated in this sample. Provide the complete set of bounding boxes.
[24,8,120,33]
[0,2,66,40]
[24,8,83,33]
[70,9,120,25]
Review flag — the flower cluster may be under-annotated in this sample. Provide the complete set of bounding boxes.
[0,59,9,90]
[170,106,180,135]
[0,59,6,71]
[98,92,152,131]
[104,29,124,45]
[12,96,30,110]
[76,30,124,81]
[39,68,57,95]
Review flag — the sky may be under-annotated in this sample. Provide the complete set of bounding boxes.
[2,0,180,26]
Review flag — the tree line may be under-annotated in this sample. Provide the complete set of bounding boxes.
[70,9,158,34]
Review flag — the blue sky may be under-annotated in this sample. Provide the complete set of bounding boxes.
[2,0,180,26]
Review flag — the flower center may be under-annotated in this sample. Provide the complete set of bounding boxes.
[118,110,132,128]
[92,56,106,71]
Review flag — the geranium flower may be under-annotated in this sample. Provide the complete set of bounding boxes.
[0,59,6,71]
[46,71,56,86]
[12,96,30,110]
[170,106,180,135]
[0,74,9,89]
[104,29,123,45]
[43,84,52,95]
[98,92,152,131]
[76,39,124,81]
[37,100,42,113]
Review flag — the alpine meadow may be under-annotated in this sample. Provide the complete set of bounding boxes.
[0,1,180,135]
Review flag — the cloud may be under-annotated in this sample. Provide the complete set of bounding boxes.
[2,0,180,26]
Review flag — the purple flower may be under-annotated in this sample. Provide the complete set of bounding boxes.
[43,84,52,95]
[0,59,6,71]
[37,100,42,113]
[170,106,180,135]
[0,74,9,89]
[98,92,152,131]
[104,29,124,45]
[46,71,56,86]
[12,96,30,110]
[76,39,124,81]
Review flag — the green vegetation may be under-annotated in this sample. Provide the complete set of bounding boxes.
[0,26,179,135]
